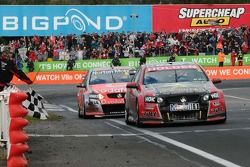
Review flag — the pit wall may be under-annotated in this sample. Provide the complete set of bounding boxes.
[12,66,250,85]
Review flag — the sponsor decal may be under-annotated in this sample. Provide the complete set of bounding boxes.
[170,103,200,111]
[92,69,130,75]
[144,111,157,117]
[190,17,230,27]
[145,96,156,103]
[179,7,245,27]
[96,88,127,93]
[65,8,124,32]
[147,65,197,72]
[157,87,207,94]
[100,99,124,104]
[180,96,187,103]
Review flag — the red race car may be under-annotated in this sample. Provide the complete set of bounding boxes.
[77,66,135,118]
[125,62,227,126]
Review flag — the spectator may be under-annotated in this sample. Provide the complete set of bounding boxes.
[218,49,225,67]
[230,50,237,66]
[27,58,34,72]
[0,26,249,63]
[66,55,75,70]
[241,41,248,54]
[139,55,146,66]
[111,55,121,67]
[238,50,244,66]
[168,52,177,62]
[0,50,32,91]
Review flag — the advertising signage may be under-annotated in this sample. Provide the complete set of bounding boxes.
[1,4,250,36]
[0,5,151,36]
[153,4,250,32]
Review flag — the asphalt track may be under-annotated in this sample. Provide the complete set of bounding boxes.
[1,79,250,167]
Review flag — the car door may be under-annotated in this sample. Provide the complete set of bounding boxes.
[129,68,142,117]
[78,71,90,109]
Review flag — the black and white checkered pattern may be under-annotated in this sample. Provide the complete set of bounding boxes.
[22,88,48,120]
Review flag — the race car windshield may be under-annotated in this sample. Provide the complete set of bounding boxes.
[144,69,208,85]
[89,70,131,85]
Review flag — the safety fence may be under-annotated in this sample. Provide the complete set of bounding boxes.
[20,54,250,73]
[10,65,250,85]
[0,87,29,167]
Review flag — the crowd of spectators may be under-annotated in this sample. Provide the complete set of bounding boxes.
[0,25,249,65]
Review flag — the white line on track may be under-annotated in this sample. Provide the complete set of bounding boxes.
[59,105,78,113]
[43,104,60,108]
[46,108,65,112]
[222,87,249,91]
[28,133,142,137]
[28,126,250,137]
[110,119,242,167]
[225,95,250,101]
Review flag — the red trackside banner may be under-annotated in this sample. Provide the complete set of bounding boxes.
[153,4,250,32]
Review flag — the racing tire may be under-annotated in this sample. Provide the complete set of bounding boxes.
[125,107,132,125]
[219,118,227,124]
[82,106,90,119]
[78,106,83,118]
[218,113,227,124]
[135,100,143,127]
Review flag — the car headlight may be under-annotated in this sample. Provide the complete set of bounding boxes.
[89,94,104,100]
[203,94,210,101]
[98,94,104,100]
[157,97,163,103]
[202,92,219,101]
[145,96,163,103]
[89,94,99,99]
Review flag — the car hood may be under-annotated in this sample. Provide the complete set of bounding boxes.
[143,82,215,95]
[90,83,127,94]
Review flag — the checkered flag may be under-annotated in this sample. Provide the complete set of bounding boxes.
[22,88,49,120]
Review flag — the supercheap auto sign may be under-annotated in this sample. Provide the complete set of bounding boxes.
[153,4,250,32]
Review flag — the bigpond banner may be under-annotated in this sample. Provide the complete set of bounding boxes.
[0,5,151,36]
[27,55,250,72]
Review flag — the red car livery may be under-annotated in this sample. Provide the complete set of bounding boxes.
[77,66,134,118]
[125,62,227,126]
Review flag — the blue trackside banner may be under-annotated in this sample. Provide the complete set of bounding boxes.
[0,5,152,36]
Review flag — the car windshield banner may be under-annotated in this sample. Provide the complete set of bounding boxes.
[0,5,151,36]
[153,4,250,32]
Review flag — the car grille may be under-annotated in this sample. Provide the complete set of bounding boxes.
[102,104,125,115]
[163,95,201,103]
[161,111,208,121]
[107,93,125,99]
[158,94,208,122]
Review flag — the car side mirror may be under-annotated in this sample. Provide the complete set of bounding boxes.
[126,82,138,89]
[212,78,222,84]
[129,69,137,76]
[76,84,86,88]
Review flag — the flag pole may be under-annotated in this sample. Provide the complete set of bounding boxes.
[32,66,42,84]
